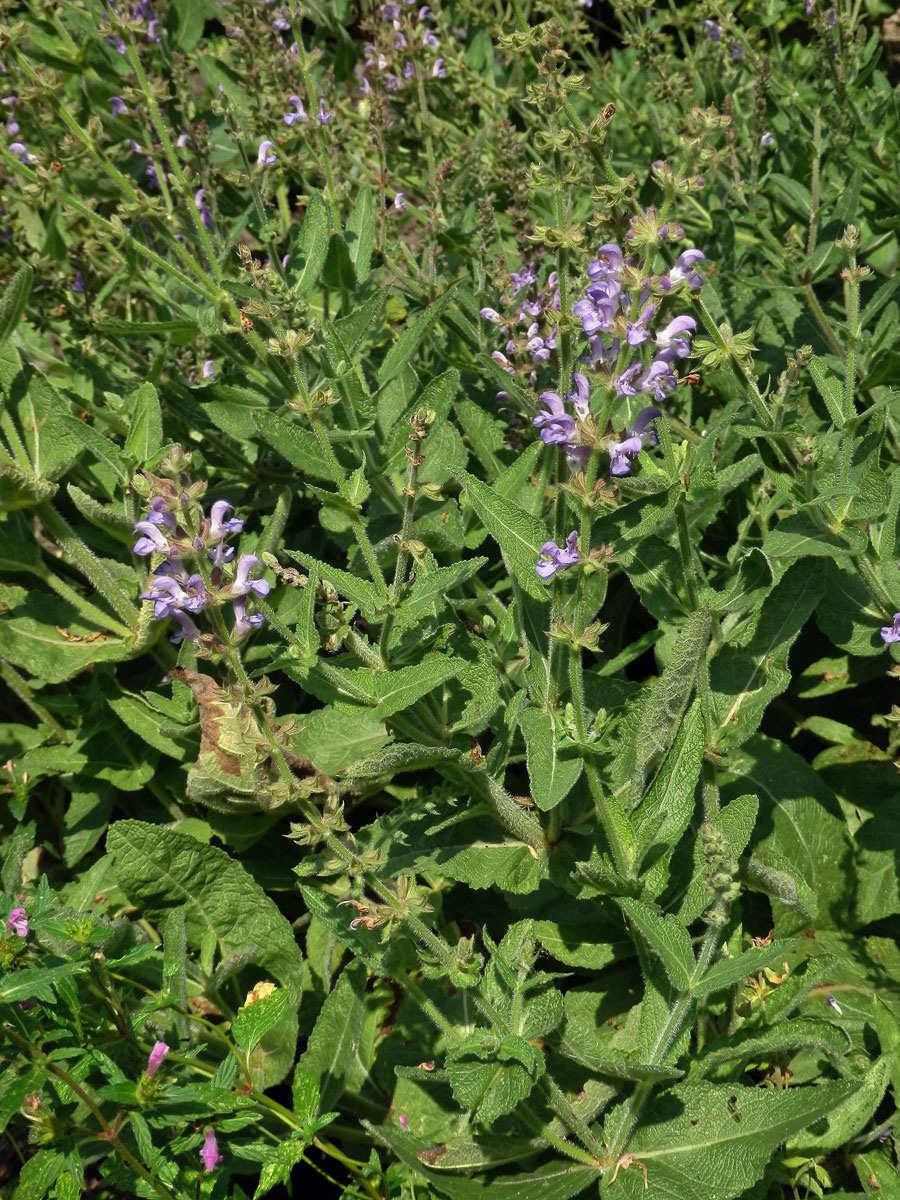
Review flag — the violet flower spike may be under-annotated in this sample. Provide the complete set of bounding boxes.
[233,594,266,637]
[566,372,591,420]
[209,500,244,540]
[133,521,171,557]
[256,139,277,167]
[6,907,29,938]
[145,1041,170,1077]
[532,392,576,445]
[536,532,579,581]
[233,554,271,598]
[283,95,307,125]
[200,1129,223,1173]
[608,435,643,476]
[880,613,900,645]
[193,187,214,229]
[72,272,85,294]
[668,249,706,290]
[655,315,696,357]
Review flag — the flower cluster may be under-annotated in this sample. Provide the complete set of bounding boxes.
[481,260,561,395]
[102,0,161,54]
[356,2,447,96]
[132,455,271,645]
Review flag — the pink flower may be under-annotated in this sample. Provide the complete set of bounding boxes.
[6,907,29,937]
[145,1041,170,1077]
[200,1128,223,1172]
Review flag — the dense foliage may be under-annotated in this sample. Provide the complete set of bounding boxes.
[1,1,899,1197]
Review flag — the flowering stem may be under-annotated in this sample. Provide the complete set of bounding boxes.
[0,1024,177,1200]
[379,440,422,662]
[290,20,342,232]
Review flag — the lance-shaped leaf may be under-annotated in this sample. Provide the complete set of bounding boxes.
[377,284,460,387]
[517,707,582,811]
[629,607,710,797]
[285,190,330,296]
[453,469,550,602]
[283,548,383,615]
[607,1080,858,1200]
[710,559,823,752]
[295,960,367,1114]
[0,263,32,352]
[689,1019,850,1079]
[124,382,163,461]
[621,898,696,990]
[253,412,333,480]
[693,939,794,998]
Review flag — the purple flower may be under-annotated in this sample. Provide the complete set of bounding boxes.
[200,360,216,380]
[133,520,171,557]
[760,131,775,147]
[6,907,29,938]
[666,248,705,290]
[510,262,537,292]
[403,60,415,78]
[176,131,191,147]
[629,405,663,445]
[283,95,307,125]
[730,42,744,59]
[536,532,579,580]
[233,554,270,599]
[109,96,127,115]
[881,614,900,645]
[608,435,643,476]
[615,363,642,397]
[587,244,623,281]
[423,29,440,48]
[315,99,335,124]
[257,139,277,167]
[209,500,244,539]
[393,192,406,211]
[147,18,160,42]
[200,1129,223,1173]
[72,272,85,293]
[804,0,814,12]
[480,306,501,322]
[431,58,445,78]
[526,323,556,364]
[6,117,19,136]
[638,355,678,401]
[626,301,656,346]
[233,594,265,637]
[145,159,158,188]
[533,392,576,445]
[398,1113,409,1131]
[566,372,591,419]
[825,7,835,27]
[145,1041,170,1077]
[574,279,621,335]
[272,16,290,31]
[169,610,201,645]
[701,19,722,41]
[655,315,696,357]
[8,142,35,163]
[193,188,214,229]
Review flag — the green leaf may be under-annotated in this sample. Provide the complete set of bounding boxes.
[630,608,710,796]
[124,381,163,461]
[286,191,330,296]
[253,411,332,480]
[790,1054,894,1155]
[446,1030,544,1124]
[107,821,303,1086]
[694,940,794,997]
[296,959,366,1114]
[10,1150,65,1200]
[253,1140,308,1199]
[94,317,198,338]
[621,898,695,990]
[738,852,817,922]
[722,735,851,932]
[608,1080,858,1200]
[233,987,290,1056]
[58,414,127,481]
[346,186,374,280]
[763,512,868,558]
[0,961,89,1003]
[369,655,464,719]
[453,469,550,601]
[342,742,461,777]
[690,1019,850,1078]
[517,707,582,811]
[710,559,823,751]
[377,284,460,387]
[364,1122,598,1200]
[397,557,488,626]
[293,707,391,775]
[322,232,357,291]
[0,264,32,353]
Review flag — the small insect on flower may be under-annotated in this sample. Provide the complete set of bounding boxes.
[826,993,843,1015]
